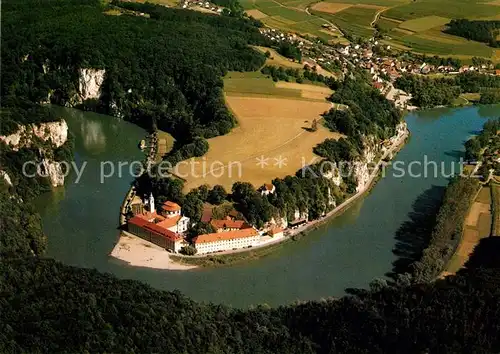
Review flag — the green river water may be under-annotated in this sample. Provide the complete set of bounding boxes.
[35,104,500,307]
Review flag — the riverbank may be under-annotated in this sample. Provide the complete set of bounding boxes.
[110,232,197,270]
[170,123,410,268]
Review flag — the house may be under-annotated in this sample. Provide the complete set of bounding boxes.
[288,218,307,229]
[268,227,284,238]
[260,183,276,196]
[193,228,259,254]
[160,201,181,218]
[373,81,384,91]
[210,217,250,232]
[127,195,190,252]
[128,216,185,253]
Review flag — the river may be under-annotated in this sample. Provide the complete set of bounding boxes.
[35,104,500,307]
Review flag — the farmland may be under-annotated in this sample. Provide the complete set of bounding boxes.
[305,0,500,61]
[241,0,347,42]
[176,71,340,191]
[445,186,492,274]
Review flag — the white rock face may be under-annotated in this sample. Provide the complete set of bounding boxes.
[41,159,65,187]
[0,120,69,187]
[0,170,13,186]
[322,121,408,193]
[78,68,105,101]
[0,120,68,151]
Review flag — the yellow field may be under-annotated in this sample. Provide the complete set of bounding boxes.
[275,81,334,94]
[177,95,340,191]
[253,46,304,69]
[246,9,268,19]
[445,186,491,274]
[311,2,353,14]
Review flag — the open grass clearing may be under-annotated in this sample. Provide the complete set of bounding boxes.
[398,15,450,32]
[156,130,175,161]
[177,94,339,191]
[224,72,304,98]
[399,32,493,58]
[253,46,304,69]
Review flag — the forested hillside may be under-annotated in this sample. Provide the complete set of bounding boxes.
[2,236,500,353]
[445,19,500,48]
[2,0,267,146]
[395,72,500,107]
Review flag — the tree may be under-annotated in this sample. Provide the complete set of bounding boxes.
[182,192,204,221]
[311,119,318,132]
[179,245,197,255]
[208,185,227,205]
[465,138,481,161]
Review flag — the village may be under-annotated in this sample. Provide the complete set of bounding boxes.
[257,26,500,110]
[121,184,305,257]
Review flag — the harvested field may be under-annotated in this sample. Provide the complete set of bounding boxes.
[465,200,490,227]
[311,2,353,14]
[177,95,340,191]
[445,186,492,274]
[246,8,268,18]
[275,81,333,94]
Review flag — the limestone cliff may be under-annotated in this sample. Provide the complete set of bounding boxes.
[0,120,68,151]
[0,170,13,186]
[0,120,69,187]
[323,121,408,194]
[78,68,105,102]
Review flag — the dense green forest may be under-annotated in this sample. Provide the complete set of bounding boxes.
[395,72,500,108]
[445,19,500,47]
[260,65,338,86]
[409,177,480,282]
[2,223,500,353]
[2,0,268,157]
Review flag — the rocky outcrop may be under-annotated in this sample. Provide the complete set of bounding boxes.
[322,121,408,193]
[40,159,65,187]
[0,120,69,187]
[78,68,105,101]
[0,170,13,186]
[0,120,68,151]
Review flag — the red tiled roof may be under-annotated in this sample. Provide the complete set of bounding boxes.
[162,201,181,212]
[135,211,163,222]
[128,216,181,242]
[143,223,181,241]
[156,215,181,229]
[269,227,283,235]
[128,215,150,227]
[264,183,274,191]
[210,219,248,230]
[193,228,258,244]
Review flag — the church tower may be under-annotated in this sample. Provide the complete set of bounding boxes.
[149,192,155,213]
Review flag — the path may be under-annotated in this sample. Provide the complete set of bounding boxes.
[370,7,387,27]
